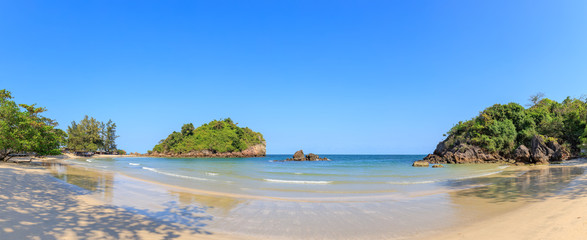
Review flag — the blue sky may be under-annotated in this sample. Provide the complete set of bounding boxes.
[1,1,587,154]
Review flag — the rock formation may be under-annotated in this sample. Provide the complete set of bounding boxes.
[416,135,570,166]
[412,160,429,167]
[293,150,305,160]
[284,150,329,161]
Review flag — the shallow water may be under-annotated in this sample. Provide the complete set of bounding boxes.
[42,156,587,239]
[63,155,509,199]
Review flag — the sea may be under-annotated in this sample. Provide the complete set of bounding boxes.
[60,154,509,199]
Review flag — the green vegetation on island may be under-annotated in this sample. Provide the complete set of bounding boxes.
[66,116,119,153]
[0,90,66,161]
[420,94,587,165]
[150,118,265,155]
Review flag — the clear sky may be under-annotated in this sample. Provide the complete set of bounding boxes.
[1,1,587,154]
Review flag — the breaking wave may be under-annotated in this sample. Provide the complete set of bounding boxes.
[142,167,211,181]
[263,178,332,184]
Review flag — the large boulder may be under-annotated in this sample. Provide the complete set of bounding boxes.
[531,135,552,164]
[412,160,430,167]
[293,150,305,160]
[514,145,531,163]
[307,153,320,161]
[547,140,570,162]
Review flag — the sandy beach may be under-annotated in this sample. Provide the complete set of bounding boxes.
[1,158,587,240]
[0,163,243,240]
[428,169,587,240]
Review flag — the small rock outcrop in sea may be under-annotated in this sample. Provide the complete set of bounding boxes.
[431,164,444,168]
[412,160,429,167]
[416,135,570,166]
[284,150,329,161]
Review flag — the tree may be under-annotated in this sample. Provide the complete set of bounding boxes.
[181,123,195,136]
[103,120,119,152]
[527,92,545,107]
[0,89,64,161]
[66,116,118,153]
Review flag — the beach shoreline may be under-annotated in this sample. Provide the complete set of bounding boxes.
[2,157,587,239]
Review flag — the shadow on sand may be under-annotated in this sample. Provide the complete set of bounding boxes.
[0,166,213,240]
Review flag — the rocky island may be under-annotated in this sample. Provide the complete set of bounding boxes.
[148,118,266,158]
[282,150,329,161]
[414,96,587,166]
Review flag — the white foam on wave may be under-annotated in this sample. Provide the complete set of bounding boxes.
[498,165,509,169]
[129,163,140,166]
[86,159,92,162]
[263,178,332,184]
[142,167,211,181]
[206,172,219,176]
[294,172,303,175]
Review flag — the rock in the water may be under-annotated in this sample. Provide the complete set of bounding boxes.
[431,164,444,168]
[284,150,329,162]
[293,150,305,160]
[412,160,429,167]
[307,153,320,161]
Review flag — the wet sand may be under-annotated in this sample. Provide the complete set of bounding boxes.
[0,164,237,240]
[2,159,587,239]
[423,165,587,240]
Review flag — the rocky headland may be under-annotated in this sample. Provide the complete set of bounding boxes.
[414,135,572,166]
[282,150,329,161]
[413,98,587,167]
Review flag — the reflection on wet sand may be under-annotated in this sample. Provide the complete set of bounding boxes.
[46,162,115,202]
[169,190,244,215]
[449,166,585,203]
[440,165,587,228]
[42,162,244,212]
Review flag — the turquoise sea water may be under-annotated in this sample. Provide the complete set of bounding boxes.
[66,154,508,199]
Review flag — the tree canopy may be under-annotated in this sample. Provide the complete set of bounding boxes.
[66,116,119,152]
[0,89,66,161]
[444,95,587,156]
[151,118,265,154]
